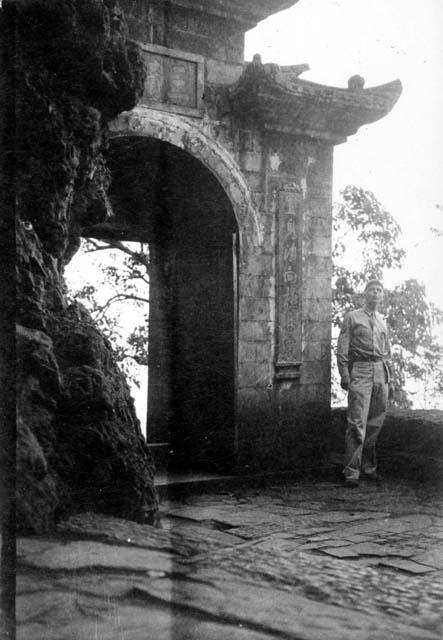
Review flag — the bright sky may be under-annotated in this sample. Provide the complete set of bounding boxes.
[245,0,443,309]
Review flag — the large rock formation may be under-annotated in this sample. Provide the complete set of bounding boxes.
[12,0,158,532]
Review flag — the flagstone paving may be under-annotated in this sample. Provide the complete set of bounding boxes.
[15,479,443,639]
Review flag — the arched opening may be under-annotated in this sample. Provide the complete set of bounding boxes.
[85,136,239,473]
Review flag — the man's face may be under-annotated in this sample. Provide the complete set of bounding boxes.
[365,284,384,307]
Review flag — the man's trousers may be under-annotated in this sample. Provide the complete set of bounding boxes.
[343,361,388,481]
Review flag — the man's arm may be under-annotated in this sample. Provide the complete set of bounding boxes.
[337,313,352,390]
[385,322,394,386]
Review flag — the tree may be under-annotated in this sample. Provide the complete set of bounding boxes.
[384,280,443,408]
[65,238,150,387]
[332,185,443,409]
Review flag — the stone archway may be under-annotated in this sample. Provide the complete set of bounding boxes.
[108,107,262,255]
[95,112,257,472]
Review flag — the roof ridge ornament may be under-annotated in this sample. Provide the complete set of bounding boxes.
[348,75,365,91]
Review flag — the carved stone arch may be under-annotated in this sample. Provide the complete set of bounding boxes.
[107,107,250,471]
[108,107,262,255]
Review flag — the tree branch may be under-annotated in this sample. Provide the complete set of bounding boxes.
[106,239,150,270]
[85,239,111,253]
[85,238,150,271]
[93,293,150,320]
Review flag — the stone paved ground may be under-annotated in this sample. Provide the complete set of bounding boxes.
[15,478,443,639]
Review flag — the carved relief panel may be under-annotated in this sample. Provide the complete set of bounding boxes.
[139,44,204,116]
[275,184,303,381]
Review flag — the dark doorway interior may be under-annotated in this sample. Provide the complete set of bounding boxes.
[85,138,238,472]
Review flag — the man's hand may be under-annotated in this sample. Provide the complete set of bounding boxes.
[340,379,349,391]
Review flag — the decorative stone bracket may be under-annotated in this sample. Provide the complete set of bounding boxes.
[274,360,302,381]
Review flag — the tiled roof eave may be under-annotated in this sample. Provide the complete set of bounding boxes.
[228,68,402,141]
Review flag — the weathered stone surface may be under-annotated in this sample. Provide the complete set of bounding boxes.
[13,0,158,532]
[53,306,158,522]
[16,417,62,534]
[161,518,245,546]
[16,480,443,639]
[316,511,390,524]
[340,534,375,543]
[18,592,276,640]
[56,512,190,556]
[206,59,244,85]
[131,567,440,640]
[16,572,283,640]
[378,558,437,574]
[17,538,176,573]
[164,505,291,528]
[302,320,331,342]
[319,547,360,558]
[412,546,443,570]
[222,523,296,540]
[300,361,330,385]
[56,511,244,557]
[344,542,414,557]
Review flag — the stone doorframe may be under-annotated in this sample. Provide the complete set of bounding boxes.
[108,107,259,466]
[108,107,262,259]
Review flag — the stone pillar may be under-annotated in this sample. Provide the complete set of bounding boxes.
[274,184,303,382]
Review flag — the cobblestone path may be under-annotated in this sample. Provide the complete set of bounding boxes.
[16,479,443,639]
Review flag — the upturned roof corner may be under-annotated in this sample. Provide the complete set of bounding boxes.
[227,55,402,143]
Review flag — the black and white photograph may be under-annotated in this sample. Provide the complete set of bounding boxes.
[3,0,443,638]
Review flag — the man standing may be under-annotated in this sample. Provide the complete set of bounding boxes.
[337,280,392,487]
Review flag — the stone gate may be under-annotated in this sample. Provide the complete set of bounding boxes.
[82,0,401,473]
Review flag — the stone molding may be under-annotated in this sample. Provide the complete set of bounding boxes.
[108,107,262,250]
[274,360,302,381]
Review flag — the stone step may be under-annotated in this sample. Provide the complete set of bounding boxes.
[155,472,239,499]
[153,468,340,499]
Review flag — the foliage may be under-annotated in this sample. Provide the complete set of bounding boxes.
[332,186,443,409]
[66,238,150,387]
[385,281,443,408]
[332,185,406,326]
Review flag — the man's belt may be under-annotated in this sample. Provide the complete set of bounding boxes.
[351,355,383,363]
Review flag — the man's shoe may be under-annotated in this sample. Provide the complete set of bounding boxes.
[362,472,383,482]
[344,478,359,488]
